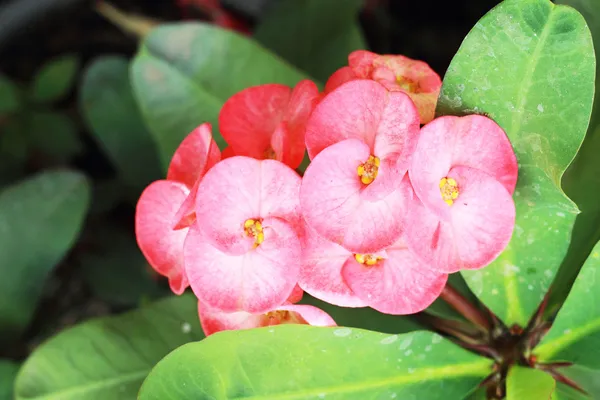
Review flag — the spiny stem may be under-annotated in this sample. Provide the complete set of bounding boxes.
[439,284,491,331]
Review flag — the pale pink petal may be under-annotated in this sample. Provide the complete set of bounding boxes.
[342,240,448,314]
[184,217,301,313]
[300,223,366,307]
[172,180,198,230]
[300,139,407,254]
[194,157,301,254]
[410,115,518,211]
[448,166,516,270]
[167,123,221,188]
[135,180,190,294]
[324,66,357,94]
[274,304,336,326]
[219,84,291,159]
[405,167,515,272]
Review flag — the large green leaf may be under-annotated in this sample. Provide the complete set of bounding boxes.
[507,366,555,399]
[552,365,600,399]
[545,0,600,319]
[27,111,83,162]
[80,56,161,190]
[536,241,600,369]
[131,23,307,169]
[139,326,490,399]
[0,74,20,114]
[437,0,596,326]
[15,294,204,400]
[0,170,90,340]
[254,0,366,81]
[0,360,19,400]
[29,55,79,103]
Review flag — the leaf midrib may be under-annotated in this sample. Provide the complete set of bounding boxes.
[17,370,148,400]
[230,360,491,399]
[504,3,557,325]
[536,317,600,361]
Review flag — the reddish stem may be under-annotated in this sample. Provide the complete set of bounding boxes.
[439,284,491,331]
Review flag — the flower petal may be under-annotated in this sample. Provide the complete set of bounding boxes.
[287,284,304,304]
[275,304,336,327]
[342,240,448,315]
[405,166,515,272]
[135,180,190,294]
[195,156,301,254]
[300,223,366,307]
[305,80,419,160]
[167,123,221,188]
[324,66,357,94]
[219,84,291,159]
[410,115,518,217]
[184,217,301,313]
[300,139,407,253]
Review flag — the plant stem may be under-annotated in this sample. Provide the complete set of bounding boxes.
[439,284,491,331]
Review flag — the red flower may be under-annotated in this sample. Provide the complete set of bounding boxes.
[135,123,220,294]
[219,80,320,169]
[325,50,442,123]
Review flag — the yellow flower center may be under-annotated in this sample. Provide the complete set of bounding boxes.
[396,76,419,93]
[244,219,264,247]
[264,147,277,160]
[354,253,382,266]
[357,155,380,185]
[439,177,459,206]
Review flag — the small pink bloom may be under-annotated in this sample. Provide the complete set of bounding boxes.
[325,50,442,123]
[184,156,303,313]
[406,115,517,272]
[219,80,320,169]
[300,224,447,315]
[135,123,221,295]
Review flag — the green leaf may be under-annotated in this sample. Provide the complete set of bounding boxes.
[139,326,490,399]
[536,241,600,369]
[27,111,83,161]
[507,366,555,400]
[0,360,19,400]
[0,170,90,339]
[15,294,204,400]
[254,0,366,81]
[300,294,422,334]
[79,224,166,306]
[29,55,79,103]
[0,118,28,184]
[545,0,600,319]
[552,365,600,399]
[437,0,596,326]
[80,55,162,190]
[0,74,21,114]
[131,23,308,169]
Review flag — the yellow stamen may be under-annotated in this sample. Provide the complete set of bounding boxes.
[354,253,381,266]
[439,177,459,206]
[357,155,380,186]
[243,218,264,248]
[264,147,277,160]
[396,76,419,93]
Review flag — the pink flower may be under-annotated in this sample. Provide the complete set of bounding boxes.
[301,80,419,253]
[184,156,303,313]
[325,50,442,123]
[406,115,518,272]
[198,286,335,335]
[135,123,221,294]
[219,80,320,169]
[300,224,447,315]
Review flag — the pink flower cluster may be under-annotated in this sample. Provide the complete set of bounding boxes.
[136,50,517,336]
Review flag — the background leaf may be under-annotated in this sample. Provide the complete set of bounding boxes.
[0,360,19,400]
[254,0,367,81]
[536,241,600,369]
[29,55,79,104]
[0,170,90,340]
[80,55,162,191]
[507,366,555,400]
[27,111,83,162]
[552,365,600,399]
[139,326,490,399]
[15,294,204,400]
[0,74,21,114]
[131,23,307,169]
[437,0,595,326]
